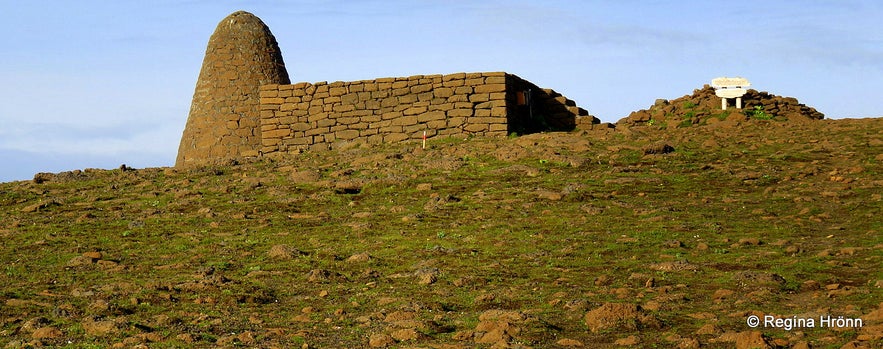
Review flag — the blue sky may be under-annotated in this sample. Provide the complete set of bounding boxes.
[1,0,881,182]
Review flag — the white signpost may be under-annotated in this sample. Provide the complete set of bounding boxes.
[711,77,750,110]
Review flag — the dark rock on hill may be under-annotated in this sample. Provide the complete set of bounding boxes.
[618,85,825,128]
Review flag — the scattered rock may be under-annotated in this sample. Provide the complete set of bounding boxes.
[615,335,640,346]
[31,326,62,339]
[346,252,371,263]
[416,269,439,285]
[696,323,721,335]
[556,338,584,347]
[643,143,675,155]
[268,245,308,259]
[390,328,422,342]
[649,260,699,272]
[368,333,394,347]
[584,303,658,333]
[82,318,121,336]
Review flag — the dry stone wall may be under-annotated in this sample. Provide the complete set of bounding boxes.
[259,72,597,155]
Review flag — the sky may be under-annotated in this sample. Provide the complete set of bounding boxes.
[1,0,881,182]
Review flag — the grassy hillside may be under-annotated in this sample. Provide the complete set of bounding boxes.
[1,117,881,348]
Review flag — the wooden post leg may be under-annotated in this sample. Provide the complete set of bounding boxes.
[736,97,742,109]
[721,98,727,110]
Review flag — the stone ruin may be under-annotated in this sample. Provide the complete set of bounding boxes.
[175,11,600,167]
[176,11,290,167]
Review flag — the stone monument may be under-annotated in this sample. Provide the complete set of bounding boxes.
[176,11,290,167]
[711,77,750,110]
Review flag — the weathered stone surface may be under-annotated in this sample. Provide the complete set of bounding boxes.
[176,11,290,167]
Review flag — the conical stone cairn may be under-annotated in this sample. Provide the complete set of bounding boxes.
[176,11,290,167]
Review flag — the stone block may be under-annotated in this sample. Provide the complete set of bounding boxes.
[385,133,409,143]
[465,78,484,86]
[260,84,280,91]
[489,124,508,132]
[475,84,506,93]
[485,76,506,84]
[431,103,454,111]
[277,89,292,98]
[403,106,428,115]
[454,86,473,94]
[261,97,285,105]
[369,120,391,129]
[418,91,434,102]
[433,87,454,98]
[304,127,328,136]
[469,94,490,102]
[309,112,330,123]
[263,128,291,139]
[315,117,337,127]
[392,81,409,89]
[333,104,355,112]
[410,84,432,94]
[398,94,418,104]
[336,129,360,140]
[476,100,506,109]
[491,106,508,117]
[443,72,466,81]
[365,100,382,110]
[280,103,297,111]
[447,117,466,127]
[259,90,279,98]
[443,79,465,87]
[392,115,419,126]
[453,102,473,109]
[448,108,473,117]
[382,111,402,120]
[362,114,381,123]
[359,127,378,136]
[472,117,505,124]
[403,124,423,134]
[426,119,446,129]
[418,111,446,123]
[349,83,364,92]
[464,123,489,133]
[338,117,360,125]
[341,93,359,105]
[240,149,260,157]
[474,109,491,117]
[447,94,468,103]
[291,122,311,131]
[366,134,384,144]
[380,125,402,133]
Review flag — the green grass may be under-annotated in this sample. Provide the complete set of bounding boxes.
[0,120,881,348]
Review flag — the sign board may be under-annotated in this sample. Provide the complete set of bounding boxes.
[711,77,750,109]
[715,88,747,98]
[711,77,750,89]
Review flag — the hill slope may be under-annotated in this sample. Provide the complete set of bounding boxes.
[1,118,881,348]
